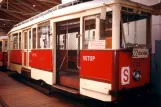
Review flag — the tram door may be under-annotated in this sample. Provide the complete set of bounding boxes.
[22,30,31,69]
[56,18,80,89]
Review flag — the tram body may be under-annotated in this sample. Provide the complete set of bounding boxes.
[0,36,8,69]
[7,0,154,102]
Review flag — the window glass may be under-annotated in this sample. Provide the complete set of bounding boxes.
[32,28,36,49]
[29,31,31,49]
[121,11,150,48]
[83,13,112,49]
[38,21,51,49]
[19,32,21,49]
[0,41,2,52]
[4,41,7,52]
[13,33,18,49]
[24,32,28,49]
[84,19,96,49]
[100,12,112,48]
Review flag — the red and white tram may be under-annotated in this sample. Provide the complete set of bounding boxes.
[7,0,156,102]
[0,36,8,70]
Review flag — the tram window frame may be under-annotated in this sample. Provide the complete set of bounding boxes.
[19,32,22,49]
[4,40,7,52]
[37,21,51,49]
[29,30,32,49]
[32,28,37,49]
[121,11,151,48]
[83,12,113,49]
[12,33,19,50]
[0,41,2,52]
[24,31,28,49]
[83,17,96,49]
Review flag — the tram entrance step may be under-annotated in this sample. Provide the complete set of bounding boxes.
[53,85,79,94]
[60,74,80,89]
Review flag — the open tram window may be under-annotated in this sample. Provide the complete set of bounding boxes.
[38,21,51,49]
[121,10,151,48]
[12,33,18,49]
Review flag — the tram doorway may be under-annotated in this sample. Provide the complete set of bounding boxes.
[56,19,80,89]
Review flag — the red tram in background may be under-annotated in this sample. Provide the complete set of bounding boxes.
[0,36,8,70]
[7,0,157,102]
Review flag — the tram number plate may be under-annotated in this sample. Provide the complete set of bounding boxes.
[132,48,149,58]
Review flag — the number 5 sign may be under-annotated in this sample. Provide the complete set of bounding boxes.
[121,67,130,85]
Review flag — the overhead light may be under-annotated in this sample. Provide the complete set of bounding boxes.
[0,0,3,3]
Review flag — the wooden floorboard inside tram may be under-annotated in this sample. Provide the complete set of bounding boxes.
[0,72,84,107]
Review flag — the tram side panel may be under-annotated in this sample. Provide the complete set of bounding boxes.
[80,50,150,101]
[30,49,53,85]
[3,52,8,67]
[9,50,22,73]
[80,50,113,102]
[119,51,150,91]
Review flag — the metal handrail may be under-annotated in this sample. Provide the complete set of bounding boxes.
[58,51,67,70]
[77,34,81,69]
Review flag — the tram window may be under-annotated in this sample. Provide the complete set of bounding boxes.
[84,19,96,49]
[9,35,12,50]
[19,32,21,49]
[4,41,7,52]
[12,33,18,49]
[32,28,36,49]
[83,13,112,49]
[24,32,28,49]
[121,11,150,47]
[38,21,50,49]
[29,31,31,49]
[0,41,2,52]
[100,12,112,49]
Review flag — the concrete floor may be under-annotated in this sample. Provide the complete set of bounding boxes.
[0,71,160,107]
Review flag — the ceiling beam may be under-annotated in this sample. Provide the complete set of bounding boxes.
[0,8,26,14]
[0,18,20,22]
[37,0,60,5]
[0,10,24,21]
[23,12,40,16]
[14,0,40,12]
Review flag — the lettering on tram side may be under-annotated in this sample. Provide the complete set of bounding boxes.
[83,56,95,61]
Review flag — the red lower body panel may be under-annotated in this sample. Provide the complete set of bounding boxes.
[80,50,113,83]
[30,50,53,72]
[10,50,22,65]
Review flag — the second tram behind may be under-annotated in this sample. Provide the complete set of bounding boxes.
[0,36,8,70]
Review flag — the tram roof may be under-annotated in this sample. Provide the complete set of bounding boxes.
[8,0,155,34]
